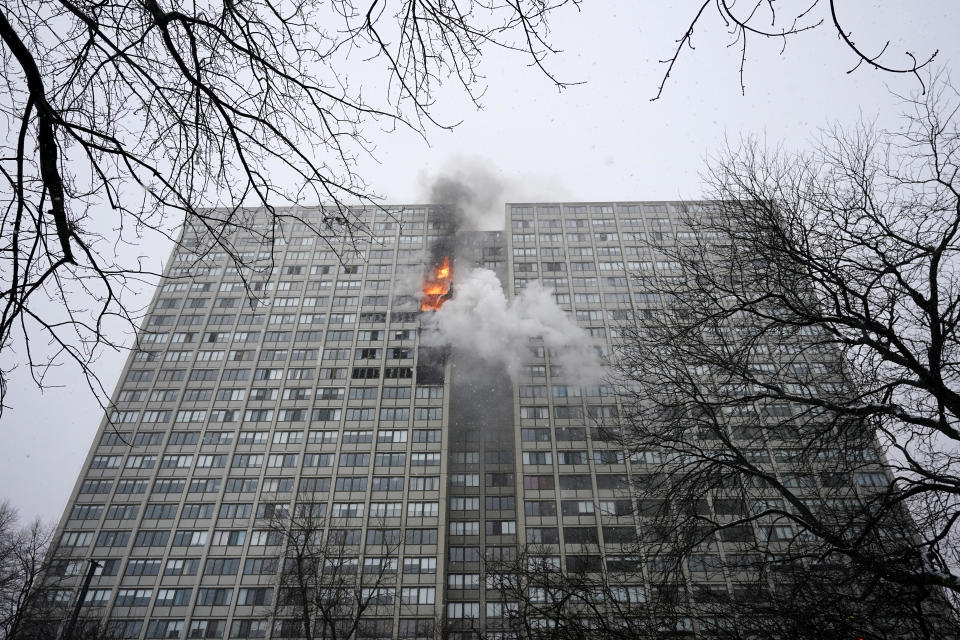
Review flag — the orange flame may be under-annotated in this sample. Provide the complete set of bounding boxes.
[421,256,453,311]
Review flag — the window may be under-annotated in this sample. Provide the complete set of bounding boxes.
[526,527,559,544]
[236,588,272,606]
[352,367,380,379]
[485,601,520,621]
[218,503,252,519]
[196,588,232,606]
[113,479,147,494]
[403,557,436,574]
[195,455,226,469]
[169,431,200,445]
[82,589,111,606]
[267,454,298,468]
[126,559,162,576]
[404,529,438,545]
[520,406,548,419]
[555,427,586,441]
[449,521,480,536]
[408,476,439,491]
[450,497,479,511]
[312,408,341,421]
[559,475,592,490]
[413,407,442,421]
[143,503,178,520]
[307,431,336,446]
[486,496,515,511]
[447,573,480,589]
[222,478,257,494]
[557,450,589,465]
[412,429,440,442]
[243,558,278,576]
[134,530,170,547]
[856,472,890,488]
[375,453,406,467]
[90,455,122,469]
[378,408,410,422]
[100,431,132,446]
[232,454,263,468]
[486,520,517,535]
[377,429,408,443]
[339,453,370,467]
[229,619,269,638]
[411,453,440,466]
[342,429,373,443]
[115,589,153,607]
[332,502,365,518]
[401,587,436,605]
[522,451,552,465]
[450,474,479,487]
[446,602,480,619]
[107,621,144,639]
[161,454,193,468]
[60,531,93,547]
[523,475,555,490]
[95,530,130,547]
[327,529,362,546]
[172,530,208,546]
[164,558,200,576]
[335,477,367,492]
[141,410,171,424]
[155,588,192,607]
[303,453,334,467]
[564,526,598,544]
[181,503,215,519]
[525,500,557,516]
[261,477,295,493]
[187,620,226,639]
[371,476,404,491]
[70,504,104,520]
[487,472,514,487]
[365,529,401,546]
[204,558,241,575]
[521,428,551,442]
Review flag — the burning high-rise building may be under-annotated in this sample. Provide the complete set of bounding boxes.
[43,201,907,639]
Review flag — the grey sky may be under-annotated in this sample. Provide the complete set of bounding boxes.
[3,2,959,523]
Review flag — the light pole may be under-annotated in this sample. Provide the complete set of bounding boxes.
[61,559,101,640]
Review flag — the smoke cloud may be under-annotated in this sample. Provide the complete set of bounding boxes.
[421,268,606,384]
[424,158,506,232]
[419,155,573,231]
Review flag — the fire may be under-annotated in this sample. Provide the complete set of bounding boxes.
[421,256,453,311]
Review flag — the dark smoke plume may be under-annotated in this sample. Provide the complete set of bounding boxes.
[422,156,509,231]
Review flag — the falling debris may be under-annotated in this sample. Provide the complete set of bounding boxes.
[421,256,454,311]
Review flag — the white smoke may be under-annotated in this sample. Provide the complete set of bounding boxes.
[421,268,606,384]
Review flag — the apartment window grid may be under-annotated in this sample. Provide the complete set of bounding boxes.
[54,202,874,639]
[505,203,880,638]
[55,206,455,637]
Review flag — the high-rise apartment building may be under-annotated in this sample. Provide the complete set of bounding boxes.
[47,201,897,639]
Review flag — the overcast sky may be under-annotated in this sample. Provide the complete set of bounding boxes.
[3,2,959,524]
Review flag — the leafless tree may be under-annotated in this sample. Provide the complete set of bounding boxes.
[486,542,946,639]
[0,502,116,640]
[0,0,580,416]
[265,498,410,639]
[656,1,940,99]
[0,502,54,640]
[611,76,960,636]
[483,545,676,639]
